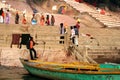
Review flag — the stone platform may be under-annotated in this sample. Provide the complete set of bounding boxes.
[0,23,120,66]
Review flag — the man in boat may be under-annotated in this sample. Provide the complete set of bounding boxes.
[27,37,38,60]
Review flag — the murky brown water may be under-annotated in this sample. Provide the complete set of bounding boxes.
[0,66,51,80]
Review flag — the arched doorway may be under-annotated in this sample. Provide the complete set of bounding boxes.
[58,4,67,14]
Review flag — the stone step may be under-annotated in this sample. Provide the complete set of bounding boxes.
[79,45,120,49]
[104,24,120,27]
[88,49,119,52]
[0,43,65,49]
[95,17,120,24]
[0,23,120,50]
[36,40,65,45]
[65,0,120,28]
[91,14,120,23]
[68,3,95,13]
[78,36,120,46]
[100,21,120,25]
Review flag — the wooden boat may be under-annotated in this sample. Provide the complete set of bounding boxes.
[20,58,120,80]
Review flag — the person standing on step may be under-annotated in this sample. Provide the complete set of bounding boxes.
[51,15,55,26]
[74,26,79,46]
[60,23,65,34]
[0,8,4,23]
[76,19,80,37]
[15,11,19,24]
[27,37,38,60]
[70,26,75,44]
[31,13,37,25]
[45,14,50,25]
[5,9,10,24]
[40,14,45,26]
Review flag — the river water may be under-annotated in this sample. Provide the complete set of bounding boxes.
[0,66,51,80]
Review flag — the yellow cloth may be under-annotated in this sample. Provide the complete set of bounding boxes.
[77,18,81,23]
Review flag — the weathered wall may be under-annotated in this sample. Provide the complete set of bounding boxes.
[1,47,120,67]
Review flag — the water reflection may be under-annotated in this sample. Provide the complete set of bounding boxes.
[22,74,49,80]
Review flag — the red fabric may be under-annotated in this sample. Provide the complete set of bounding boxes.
[11,34,21,44]
[76,22,80,29]
[61,8,65,14]
[86,34,91,36]
[2,12,4,18]
[100,9,105,15]
[22,18,27,24]
[75,0,83,2]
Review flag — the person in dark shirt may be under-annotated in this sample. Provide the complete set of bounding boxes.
[19,34,30,49]
[0,8,4,23]
[46,15,50,25]
[76,21,80,37]
[28,37,37,60]
[51,15,55,26]
[15,11,19,24]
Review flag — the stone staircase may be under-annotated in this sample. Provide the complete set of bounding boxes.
[64,0,120,28]
[78,26,120,48]
[89,12,120,28]
[0,23,120,64]
[0,0,120,63]
[0,24,120,49]
[0,24,66,50]
[35,28,66,49]
[64,0,95,13]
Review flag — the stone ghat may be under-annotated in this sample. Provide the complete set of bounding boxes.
[0,48,23,67]
[0,23,120,66]
[0,48,78,67]
[0,47,120,67]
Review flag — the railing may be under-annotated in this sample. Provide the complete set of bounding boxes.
[68,44,97,64]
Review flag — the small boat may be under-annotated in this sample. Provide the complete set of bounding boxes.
[20,58,120,80]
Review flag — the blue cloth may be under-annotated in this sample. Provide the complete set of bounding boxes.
[32,19,37,25]
[74,28,79,35]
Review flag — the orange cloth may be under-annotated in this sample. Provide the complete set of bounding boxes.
[22,18,27,24]
[30,41,33,49]
[2,12,4,18]
[100,9,105,15]
[40,15,45,26]
[40,20,44,26]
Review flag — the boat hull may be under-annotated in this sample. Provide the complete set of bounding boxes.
[20,59,120,80]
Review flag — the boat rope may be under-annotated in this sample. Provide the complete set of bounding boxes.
[20,49,29,59]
